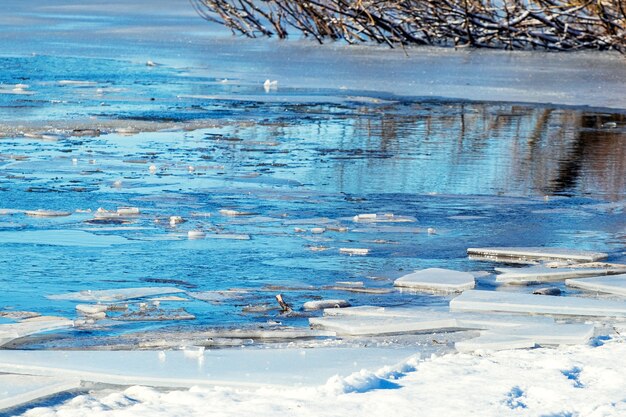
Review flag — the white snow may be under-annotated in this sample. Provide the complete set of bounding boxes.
[566,274,626,296]
[467,247,608,262]
[450,289,626,317]
[47,287,185,302]
[393,268,475,293]
[13,334,626,417]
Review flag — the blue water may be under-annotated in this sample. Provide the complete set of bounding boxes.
[0,54,625,348]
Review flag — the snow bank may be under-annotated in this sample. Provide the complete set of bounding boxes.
[18,335,626,417]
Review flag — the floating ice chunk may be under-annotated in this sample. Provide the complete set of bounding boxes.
[146,60,157,67]
[76,304,108,315]
[467,247,608,263]
[353,213,376,221]
[0,311,41,320]
[149,164,157,173]
[310,314,457,336]
[58,80,98,86]
[303,299,351,311]
[116,127,140,135]
[0,374,81,411]
[187,230,206,239]
[117,207,140,215]
[0,348,415,388]
[495,263,626,284]
[393,268,475,293]
[455,323,595,352]
[47,287,185,302]
[169,216,185,226]
[24,209,71,217]
[352,213,415,223]
[0,316,73,347]
[323,306,555,330]
[339,248,369,256]
[566,274,626,297]
[450,290,626,317]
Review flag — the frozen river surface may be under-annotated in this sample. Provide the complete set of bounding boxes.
[1,1,626,416]
[0,0,625,350]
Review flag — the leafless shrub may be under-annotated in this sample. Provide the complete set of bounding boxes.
[191,0,626,51]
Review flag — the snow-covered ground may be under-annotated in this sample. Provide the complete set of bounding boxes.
[17,335,626,417]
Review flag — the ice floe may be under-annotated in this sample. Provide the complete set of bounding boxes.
[0,374,81,411]
[393,268,475,293]
[0,347,415,389]
[339,248,369,256]
[450,290,626,317]
[309,314,457,336]
[566,274,626,297]
[455,323,595,352]
[47,287,185,302]
[351,213,416,223]
[24,209,71,217]
[467,247,608,262]
[0,316,73,347]
[322,305,555,331]
[495,263,626,284]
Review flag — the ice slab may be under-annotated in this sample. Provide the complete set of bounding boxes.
[450,290,626,317]
[323,306,554,330]
[0,348,417,389]
[24,209,71,217]
[566,274,626,297]
[47,287,185,302]
[495,264,626,284]
[455,323,594,352]
[0,316,73,347]
[309,314,457,336]
[455,334,536,352]
[0,374,81,411]
[393,268,475,293]
[467,247,608,262]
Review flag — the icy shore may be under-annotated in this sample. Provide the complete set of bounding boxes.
[13,335,626,417]
[1,0,626,416]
